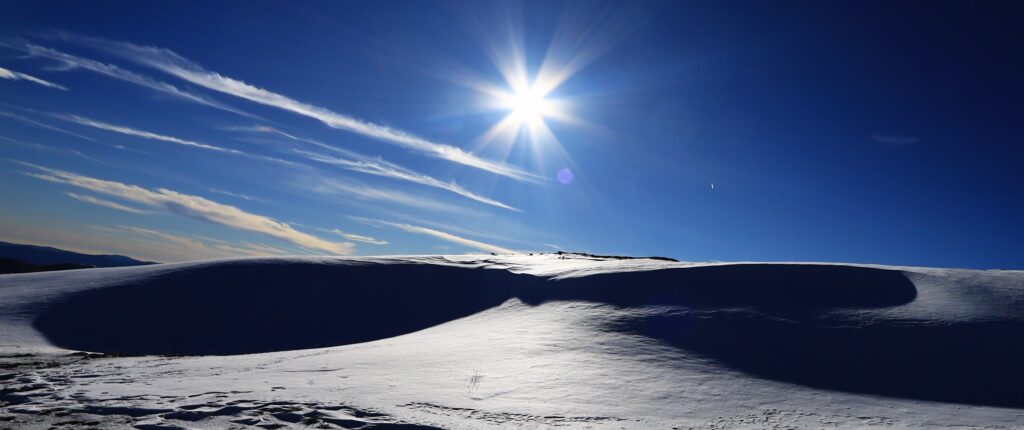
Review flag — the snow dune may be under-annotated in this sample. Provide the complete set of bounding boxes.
[2,254,1024,428]
[32,260,913,355]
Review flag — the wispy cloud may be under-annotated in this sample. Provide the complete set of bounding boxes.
[58,114,239,153]
[235,125,518,211]
[20,162,355,254]
[65,35,540,182]
[0,110,98,142]
[0,135,104,163]
[0,39,250,117]
[100,225,221,257]
[378,220,517,254]
[67,192,150,214]
[297,149,519,211]
[116,226,285,258]
[208,188,265,203]
[319,228,388,245]
[228,241,294,256]
[313,176,470,214]
[93,225,291,260]
[55,113,299,167]
[0,65,67,90]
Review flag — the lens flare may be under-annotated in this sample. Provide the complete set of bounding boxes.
[556,167,574,184]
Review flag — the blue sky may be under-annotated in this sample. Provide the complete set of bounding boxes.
[1,1,1021,268]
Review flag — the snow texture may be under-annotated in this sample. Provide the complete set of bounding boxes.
[2,254,1023,429]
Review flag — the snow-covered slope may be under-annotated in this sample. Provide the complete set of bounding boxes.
[1,254,1023,429]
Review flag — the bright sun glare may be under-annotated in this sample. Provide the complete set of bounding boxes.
[473,32,589,152]
[501,87,553,121]
[481,76,567,152]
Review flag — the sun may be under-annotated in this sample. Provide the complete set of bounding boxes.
[500,87,553,122]
[475,78,566,153]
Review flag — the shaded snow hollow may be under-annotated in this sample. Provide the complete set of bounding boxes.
[1,254,1023,429]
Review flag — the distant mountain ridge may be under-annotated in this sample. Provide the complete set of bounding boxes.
[0,241,153,271]
[0,257,96,275]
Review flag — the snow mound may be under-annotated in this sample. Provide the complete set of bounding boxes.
[33,260,534,355]
[3,254,1024,428]
[30,260,912,356]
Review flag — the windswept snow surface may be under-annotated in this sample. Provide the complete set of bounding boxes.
[1,254,1023,429]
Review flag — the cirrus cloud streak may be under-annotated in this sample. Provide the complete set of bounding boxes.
[66,192,151,214]
[64,34,541,182]
[0,39,250,117]
[0,65,67,90]
[21,162,354,255]
[297,149,518,212]
[379,220,517,254]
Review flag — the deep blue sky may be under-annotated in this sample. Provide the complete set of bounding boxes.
[1,1,1020,268]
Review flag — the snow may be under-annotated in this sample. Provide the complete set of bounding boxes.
[1,254,1023,428]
